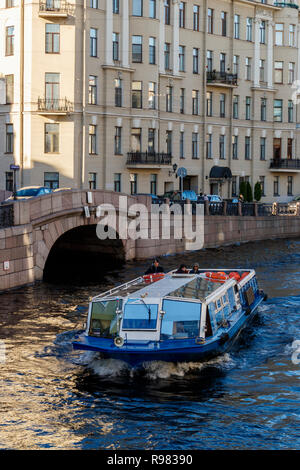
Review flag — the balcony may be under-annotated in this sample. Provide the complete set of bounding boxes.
[126,152,172,169]
[37,98,73,115]
[38,0,71,17]
[273,2,299,9]
[206,71,238,88]
[270,158,300,172]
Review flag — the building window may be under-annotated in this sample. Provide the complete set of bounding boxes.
[88,75,97,105]
[5,26,14,56]
[192,90,199,115]
[114,126,122,154]
[179,2,185,28]
[206,133,212,159]
[166,86,173,112]
[245,57,251,80]
[180,88,185,114]
[192,133,198,159]
[232,176,238,197]
[45,24,60,53]
[207,8,213,34]
[220,93,225,118]
[289,24,295,47]
[6,0,16,7]
[149,37,156,64]
[260,137,266,161]
[246,18,253,41]
[179,45,185,72]
[5,74,14,104]
[259,59,265,82]
[206,91,213,117]
[233,95,239,119]
[207,50,213,72]
[113,0,119,14]
[275,24,283,46]
[273,138,281,160]
[274,99,283,122]
[193,48,199,74]
[234,14,240,39]
[44,123,59,153]
[289,62,295,84]
[132,81,142,108]
[114,173,121,192]
[114,126,122,155]
[233,55,239,77]
[220,53,226,73]
[44,172,59,189]
[89,124,97,155]
[273,176,279,196]
[90,0,98,8]
[219,134,225,160]
[90,28,97,57]
[260,21,266,44]
[5,124,13,153]
[245,136,251,160]
[193,5,200,31]
[221,11,227,37]
[287,138,293,159]
[112,32,119,61]
[288,100,294,123]
[132,0,143,16]
[150,174,157,195]
[148,128,155,153]
[261,98,267,121]
[259,176,265,196]
[245,96,251,120]
[88,172,97,190]
[148,82,156,109]
[287,176,293,196]
[232,135,238,160]
[164,0,170,25]
[131,128,141,152]
[114,78,122,107]
[164,43,170,70]
[166,130,172,155]
[45,72,60,108]
[274,61,283,84]
[132,35,142,62]
[130,173,138,195]
[149,0,156,18]
[5,172,13,192]
[180,131,185,158]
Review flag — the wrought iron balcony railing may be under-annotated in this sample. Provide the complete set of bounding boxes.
[39,0,70,13]
[37,98,73,113]
[126,152,172,166]
[270,159,300,170]
[206,71,238,86]
[273,2,299,9]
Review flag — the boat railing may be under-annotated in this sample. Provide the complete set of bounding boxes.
[92,276,145,300]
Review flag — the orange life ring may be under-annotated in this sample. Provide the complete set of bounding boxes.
[205,271,229,282]
[143,273,165,284]
[239,272,250,281]
[229,272,241,281]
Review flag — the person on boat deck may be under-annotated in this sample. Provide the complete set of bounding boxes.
[189,263,200,274]
[145,259,164,275]
[175,264,189,274]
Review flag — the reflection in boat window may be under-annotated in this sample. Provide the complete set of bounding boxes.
[123,300,158,330]
[89,299,122,337]
[168,277,220,300]
[161,300,201,340]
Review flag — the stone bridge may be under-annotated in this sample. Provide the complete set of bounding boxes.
[1,189,300,292]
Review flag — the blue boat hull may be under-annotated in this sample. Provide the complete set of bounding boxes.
[72,295,264,367]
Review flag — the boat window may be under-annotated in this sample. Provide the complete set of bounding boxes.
[208,302,217,333]
[222,294,227,305]
[122,300,158,330]
[227,287,236,310]
[161,300,201,340]
[89,299,122,338]
[216,299,221,310]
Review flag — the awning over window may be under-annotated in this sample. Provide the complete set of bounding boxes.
[209,166,232,179]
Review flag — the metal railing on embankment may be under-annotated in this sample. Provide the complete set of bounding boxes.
[0,204,14,229]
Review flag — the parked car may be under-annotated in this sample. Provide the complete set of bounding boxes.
[162,190,197,202]
[53,187,72,192]
[288,195,300,213]
[208,195,223,203]
[3,186,52,202]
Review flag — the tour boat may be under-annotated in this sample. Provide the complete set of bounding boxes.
[72,269,267,367]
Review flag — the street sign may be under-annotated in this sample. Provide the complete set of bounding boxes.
[10,164,20,171]
[177,167,187,178]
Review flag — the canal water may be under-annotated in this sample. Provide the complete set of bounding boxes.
[0,238,300,450]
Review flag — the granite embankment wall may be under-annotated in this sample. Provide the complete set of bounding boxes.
[1,204,300,292]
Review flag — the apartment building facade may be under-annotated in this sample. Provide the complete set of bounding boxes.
[0,0,300,200]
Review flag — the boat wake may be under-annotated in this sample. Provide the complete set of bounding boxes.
[80,352,234,380]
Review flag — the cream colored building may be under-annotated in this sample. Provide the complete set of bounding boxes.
[1,0,300,201]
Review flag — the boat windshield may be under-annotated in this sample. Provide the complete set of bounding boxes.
[89,299,122,337]
[161,299,201,340]
[122,299,158,330]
